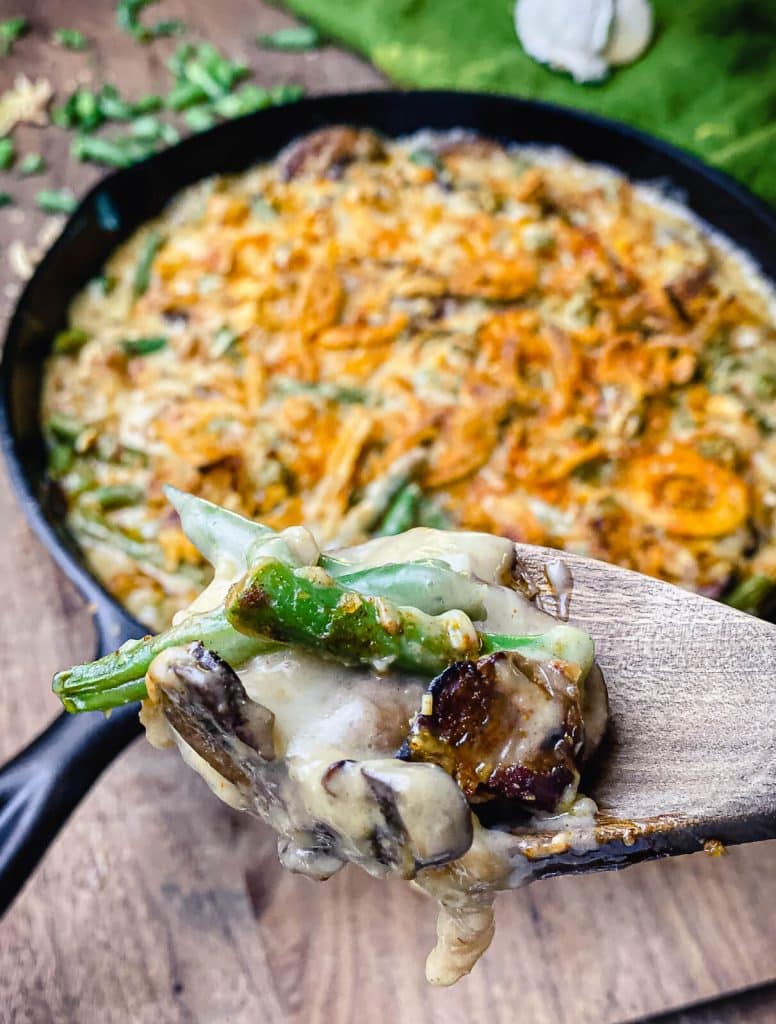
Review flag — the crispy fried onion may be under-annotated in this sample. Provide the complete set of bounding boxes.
[478,311,578,417]
[624,446,749,537]
[597,334,697,395]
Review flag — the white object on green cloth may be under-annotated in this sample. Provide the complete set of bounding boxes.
[604,0,654,65]
[514,0,653,83]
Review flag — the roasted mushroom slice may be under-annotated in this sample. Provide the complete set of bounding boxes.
[399,650,592,812]
[145,642,474,882]
[278,126,386,181]
[146,642,276,787]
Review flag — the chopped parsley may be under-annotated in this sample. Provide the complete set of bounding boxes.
[19,152,45,176]
[0,16,27,56]
[0,137,15,169]
[52,28,88,50]
[36,189,77,214]
[116,0,184,43]
[256,25,321,51]
[132,230,163,296]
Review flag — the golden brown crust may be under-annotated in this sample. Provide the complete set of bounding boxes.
[41,129,776,629]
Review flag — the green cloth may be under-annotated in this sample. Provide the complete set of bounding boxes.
[282,0,776,206]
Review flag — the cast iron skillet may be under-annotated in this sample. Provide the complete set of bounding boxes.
[1,90,775,916]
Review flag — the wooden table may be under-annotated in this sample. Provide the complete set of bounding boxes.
[1,3,774,1021]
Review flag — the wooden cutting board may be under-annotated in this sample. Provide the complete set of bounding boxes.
[0,2,774,1021]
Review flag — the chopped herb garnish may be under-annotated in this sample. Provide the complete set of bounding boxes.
[250,195,277,220]
[183,59,224,101]
[53,327,89,354]
[95,84,134,122]
[0,16,27,56]
[167,42,195,79]
[91,274,116,295]
[268,82,305,104]
[52,28,88,50]
[167,40,248,109]
[53,88,103,132]
[160,121,180,145]
[36,189,77,214]
[409,148,443,171]
[132,93,164,115]
[130,114,164,140]
[121,336,167,356]
[116,0,184,43]
[197,273,220,295]
[184,106,214,132]
[72,133,156,167]
[132,230,163,296]
[166,80,206,111]
[19,152,45,176]
[0,137,15,169]
[256,25,321,51]
[213,83,271,118]
[0,191,12,207]
[211,325,238,357]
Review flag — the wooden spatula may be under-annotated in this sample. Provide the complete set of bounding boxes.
[507,544,776,878]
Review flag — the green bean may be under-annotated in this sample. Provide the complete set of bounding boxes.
[48,443,74,476]
[273,378,367,403]
[724,574,775,615]
[121,336,167,356]
[132,230,163,297]
[375,482,421,536]
[54,606,277,712]
[53,327,89,354]
[416,497,452,530]
[165,485,275,569]
[46,412,83,444]
[333,450,425,543]
[0,138,14,171]
[481,625,595,675]
[86,484,144,510]
[226,558,481,674]
[63,677,148,713]
[70,510,162,565]
[336,561,486,619]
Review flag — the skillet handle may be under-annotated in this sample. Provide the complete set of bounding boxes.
[0,600,143,916]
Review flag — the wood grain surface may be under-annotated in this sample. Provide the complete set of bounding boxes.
[0,2,774,1023]
[511,544,776,838]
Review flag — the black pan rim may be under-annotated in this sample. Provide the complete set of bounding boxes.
[2,87,775,639]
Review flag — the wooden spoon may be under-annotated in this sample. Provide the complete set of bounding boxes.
[507,544,776,878]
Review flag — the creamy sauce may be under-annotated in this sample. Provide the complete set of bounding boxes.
[144,528,606,984]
